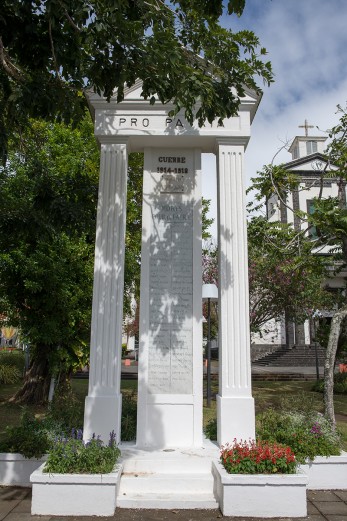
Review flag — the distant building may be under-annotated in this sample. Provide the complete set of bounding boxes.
[252,121,346,353]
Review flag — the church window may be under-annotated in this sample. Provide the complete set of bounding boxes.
[293,145,299,159]
[306,141,318,155]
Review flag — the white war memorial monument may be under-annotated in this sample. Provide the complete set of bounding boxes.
[83,80,259,451]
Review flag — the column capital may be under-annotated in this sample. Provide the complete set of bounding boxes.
[97,136,132,151]
[214,137,249,154]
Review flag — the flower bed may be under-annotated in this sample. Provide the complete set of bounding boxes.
[0,453,46,487]
[31,462,123,516]
[30,429,122,516]
[212,459,308,518]
[299,451,347,490]
[212,440,307,518]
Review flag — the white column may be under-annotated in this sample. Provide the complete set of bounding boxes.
[216,140,255,446]
[83,141,128,444]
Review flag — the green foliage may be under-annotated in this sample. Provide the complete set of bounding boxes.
[220,439,297,474]
[0,350,25,371]
[44,431,120,474]
[312,372,347,395]
[0,115,99,390]
[204,417,217,440]
[121,393,137,442]
[124,153,144,315]
[248,164,300,213]
[248,217,331,332]
[257,407,341,464]
[0,0,272,162]
[0,364,21,384]
[0,410,51,458]
[48,385,84,433]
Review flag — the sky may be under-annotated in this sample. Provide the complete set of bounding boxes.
[202,0,347,237]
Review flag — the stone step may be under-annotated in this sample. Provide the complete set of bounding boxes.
[117,492,219,509]
[120,443,219,474]
[117,443,219,509]
[119,472,214,494]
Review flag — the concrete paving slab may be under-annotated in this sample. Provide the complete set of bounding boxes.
[308,490,341,502]
[333,490,347,501]
[312,501,347,515]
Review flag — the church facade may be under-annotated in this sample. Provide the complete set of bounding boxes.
[252,122,346,354]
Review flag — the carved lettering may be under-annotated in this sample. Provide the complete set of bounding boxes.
[148,202,193,394]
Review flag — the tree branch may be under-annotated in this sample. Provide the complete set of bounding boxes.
[0,36,25,82]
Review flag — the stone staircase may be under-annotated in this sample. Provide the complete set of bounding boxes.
[117,442,219,509]
[253,344,326,367]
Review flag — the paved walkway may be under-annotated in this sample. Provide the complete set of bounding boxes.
[1,486,347,521]
[119,363,325,377]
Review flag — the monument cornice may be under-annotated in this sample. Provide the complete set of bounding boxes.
[86,82,258,154]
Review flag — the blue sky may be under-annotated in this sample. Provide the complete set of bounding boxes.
[202,0,347,235]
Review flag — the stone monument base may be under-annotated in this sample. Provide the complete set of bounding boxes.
[83,393,122,443]
[136,396,202,449]
[216,395,255,445]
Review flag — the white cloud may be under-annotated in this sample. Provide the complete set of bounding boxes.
[203,0,347,233]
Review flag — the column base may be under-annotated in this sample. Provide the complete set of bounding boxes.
[217,394,255,446]
[83,393,122,444]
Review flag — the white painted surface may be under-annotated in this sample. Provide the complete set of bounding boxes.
[299,452,347,490]
[87,84,258,449]
[30,463,123,516]
[117,442,219,509]
[216,141,255,445]
[89,81,260,154]
[136,148,203,449]
[0,453,46,487]
[251,319,285,345]
[83,142,128,443]
[212,460,308,518]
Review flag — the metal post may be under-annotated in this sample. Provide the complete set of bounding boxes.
[314,319,320,381]
[207,297,211,407]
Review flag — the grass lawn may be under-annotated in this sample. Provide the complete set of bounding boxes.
[1,377,346,449]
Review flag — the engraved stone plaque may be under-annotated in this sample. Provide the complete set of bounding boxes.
[160,174,185,193]
[147,202,193,394]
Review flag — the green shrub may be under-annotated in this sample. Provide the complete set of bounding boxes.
[0,364,21,384]
[0,410,51,458]
[257,408,341,464]
[44,430,120,474]
[48,385,84,432]
[312,372,347,394]
[0,350,25,371]
[204,418,217,440]
[121,393,137,441]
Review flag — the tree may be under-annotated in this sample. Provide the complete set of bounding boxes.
[0,115,99,403]
[201,218,331,337]
[248,217,331,334]
[248,104,347,426]
[0,0,273,161]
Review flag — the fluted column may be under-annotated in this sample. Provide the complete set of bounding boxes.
[83,141,128,443]
[216,139,255,446]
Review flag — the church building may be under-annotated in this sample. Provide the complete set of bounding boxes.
[252,120,346,356]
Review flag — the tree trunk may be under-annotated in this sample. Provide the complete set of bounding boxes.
[324,304,347,426]
[10,356,51,405]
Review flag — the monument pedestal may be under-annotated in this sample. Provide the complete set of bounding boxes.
[84,394,122,443]
[216,395,255,446]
